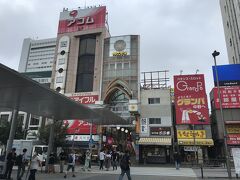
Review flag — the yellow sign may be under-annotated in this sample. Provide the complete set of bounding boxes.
[112,51,127,56]
[177,130,206,139]
[226,126,240,134]
[178,139,214,146]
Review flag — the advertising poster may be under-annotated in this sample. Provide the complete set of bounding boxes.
[174,74,210,124]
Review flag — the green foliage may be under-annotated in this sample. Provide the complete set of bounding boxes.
[38,121,68,149]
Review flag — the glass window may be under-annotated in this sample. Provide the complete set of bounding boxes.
[117,63,122,69]
[149,118,161,124]
[30,116,40,126]
[123,62,130,69]
[0,114,9,121]
[109,63,115,70]
[148,98,160,104]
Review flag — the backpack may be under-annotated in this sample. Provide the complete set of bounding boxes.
[68,154,73,163]
[120,155,128,170]
[16,154,23,166]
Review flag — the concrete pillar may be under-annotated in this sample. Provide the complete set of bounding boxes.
[3,109,19,174]
[45,119,55,172]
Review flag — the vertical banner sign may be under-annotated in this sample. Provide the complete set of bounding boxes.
[232,148,240,174]
[140,118,148,134]
[174,74,210,124]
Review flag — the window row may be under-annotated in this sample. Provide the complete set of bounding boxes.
[107,62,130,70]
[148,98,160,104]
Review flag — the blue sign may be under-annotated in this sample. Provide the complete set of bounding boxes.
[212,64,240,86]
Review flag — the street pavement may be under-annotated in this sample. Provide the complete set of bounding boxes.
[8,165,239,180]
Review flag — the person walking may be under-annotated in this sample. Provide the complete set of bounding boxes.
[4,148,16,180]
[174,152,181,170]
[105,151,111,171]
[16,148,28,180]
[64,151,76,178]
[48,153,55,173]
[28,151,41,180]
[119,150,132,180]
[59,150,66,173]
[83,150,91,171]
[112,150,118,170]
[99,149,105,170]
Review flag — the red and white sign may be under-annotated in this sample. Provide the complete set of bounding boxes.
[64,120,97,134]
[175,94,210,124]
[227,134,240,145]
[174,74,209,125]
[212,86,240,109]
[64,92,99,134]
[174,75,206,96]
[58,6,106,34]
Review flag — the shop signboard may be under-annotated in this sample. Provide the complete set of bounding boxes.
[66,135,99,142]
[174,74,206,96]
[177,130,206,139]
[232,148,240,174]
[140,118,148,134]
[212,64,240,86]
[178,139,214,146]
[227,125,240,134]
[212,86,240,109]
[109,35,131,57]
[58,6,106,34]
[65,92,99,104]
[150,127,171,136]
[184,146,199,152]
[174,74,209,125]
[63,120,97,134]
[227,134,240,145]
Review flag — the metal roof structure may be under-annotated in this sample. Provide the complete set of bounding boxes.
[0,63,127,125]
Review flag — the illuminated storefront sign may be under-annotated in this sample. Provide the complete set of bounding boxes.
[150,127,171,136]
[65,92,99,104]
[174,74,210,125]
[177,130,206,139]
[178,139,214,146]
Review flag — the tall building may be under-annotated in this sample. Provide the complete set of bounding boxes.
[220,0,240,64]
[18,38,56,86]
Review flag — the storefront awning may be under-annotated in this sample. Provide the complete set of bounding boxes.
[178,139,214,146]
[138,137,172,145]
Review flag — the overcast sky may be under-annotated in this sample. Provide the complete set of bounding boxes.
[0,0,228,95]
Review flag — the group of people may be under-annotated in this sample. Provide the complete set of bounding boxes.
[4,148,41,180]
[99,149,132,180]
[2,147,132,180]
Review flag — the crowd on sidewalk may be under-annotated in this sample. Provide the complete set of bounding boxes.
[1,147,132,180]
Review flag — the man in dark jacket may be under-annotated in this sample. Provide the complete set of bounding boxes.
[4,148,16,179]
[174,152,181,170]
[118,150,131,180]
[17,148,27,180]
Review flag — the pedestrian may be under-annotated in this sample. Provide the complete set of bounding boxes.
[59,150,66,173]
[99,149,105,170]
[105,151,111,171]
[16,148,28,180]
[48,153,55,173]
[4,147,16,180]
[64,150,76,178]
[28,151,41,180]
[112,150,118,170]
[83,150,91,171]
[174,152,181,170]
[119,150,132,180]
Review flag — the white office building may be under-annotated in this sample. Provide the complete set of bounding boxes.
[220,0,240,64]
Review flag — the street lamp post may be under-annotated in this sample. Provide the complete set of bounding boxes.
[212,50,231,178]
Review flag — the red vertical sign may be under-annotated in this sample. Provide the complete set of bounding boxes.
[174,74,210,124]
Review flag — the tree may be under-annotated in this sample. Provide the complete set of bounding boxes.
[0,120,11,145]
[38,121,68,150]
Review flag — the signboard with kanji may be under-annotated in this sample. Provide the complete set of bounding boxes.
[177,130,206,139]
[227,134,240,145]
[150,127,171,136]
[212,86,240,109]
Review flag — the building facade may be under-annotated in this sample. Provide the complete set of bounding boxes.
[18,38,56,86]
[220,0,240,64]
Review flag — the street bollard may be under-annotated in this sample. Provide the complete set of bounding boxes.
[200,165,203,179]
